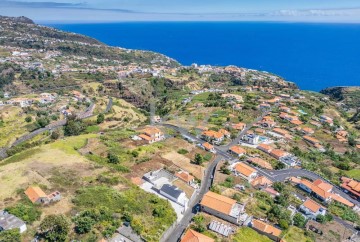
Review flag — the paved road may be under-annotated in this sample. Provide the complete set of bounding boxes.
[0,97,113,160]
[163,156,223,242]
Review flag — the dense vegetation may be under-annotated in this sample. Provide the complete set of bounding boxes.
[72,186,176,241]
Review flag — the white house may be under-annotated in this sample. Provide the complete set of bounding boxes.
[159,184,188,208]
[233,162,257,182]
[299,199,326,220]
[0,210,27,233]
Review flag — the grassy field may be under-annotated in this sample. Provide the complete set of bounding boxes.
[232,227,272,242]
[0,106,29,147]
[0,134,99,201]
[282,226,313,242]
[344,168,360,180]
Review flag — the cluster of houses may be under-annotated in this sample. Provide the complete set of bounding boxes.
[180,190,283,241]
[0,93,57,108]
[290,177,354,207]
[257,143,300,167]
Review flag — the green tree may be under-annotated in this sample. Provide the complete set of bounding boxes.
[96,113,105,124]
[316,214,326,224]
[194,153,204,165]
[5,203,41,223]
[25,116,32,123]
[36,117,49,128]
[107,153,119,164]
[279,219,289,229]
[39,215,70,242]
[273,182,285,193]
[64,116,85,136]
[74,216,95,234]
[51,131,60,140]
[293,213,306,228]
[0,228,21,242]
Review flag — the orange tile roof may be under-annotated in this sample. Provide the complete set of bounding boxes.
[348,180,360,192]
[302,127,314,134]
[312,185,331,199]
[330,194,354,207]
[176,171,195,183]
[300,179,313,189]
[289,177,301,184]
[235,162,256,177]
[302,199,322,213]
[252,219,282,237]
[257,143,273,153]
[139,134,152,141]
[181,229,215,242]
[313,179,333,192]
[143,127,162,136]
[232,122,246,130]
[219,129,230,136]
[202,130,223,139]
[273,128,289,136]
[25,186,47,203]
[251,176,273,187]
[230,146,246,155]
[203,142,214,150]
[270,149,288,158]
[303,135,320,144]
[290,120,303,125]
[248,157,273,170]
[200,191,236,215]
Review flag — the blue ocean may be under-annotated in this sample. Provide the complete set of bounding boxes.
[46,22,360,91]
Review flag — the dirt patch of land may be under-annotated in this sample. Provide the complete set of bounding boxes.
[161,151,204,179]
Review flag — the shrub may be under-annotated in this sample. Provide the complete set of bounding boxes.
[177,149,188,155]
[25,116,32,123]
[38,215,70,242]
[5,203,41,223]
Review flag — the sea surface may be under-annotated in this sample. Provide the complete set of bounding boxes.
[46,22,360,91]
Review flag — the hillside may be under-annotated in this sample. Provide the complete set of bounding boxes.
[320,86,360,109]
[0,16,298,109]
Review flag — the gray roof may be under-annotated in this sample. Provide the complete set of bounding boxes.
[0,210,26,231]
[160,184,183,199]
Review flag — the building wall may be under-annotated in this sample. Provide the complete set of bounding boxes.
[251,227,280,242]
[201,206,238,225]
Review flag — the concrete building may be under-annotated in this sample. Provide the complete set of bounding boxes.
[159,184,188,208]
[250,219,282,242]
[0,210,27,233]
[299,198,326,220]
[200,191,245,225]
[233,162,257,182]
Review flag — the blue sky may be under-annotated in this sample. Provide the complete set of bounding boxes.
[1,0,360,23]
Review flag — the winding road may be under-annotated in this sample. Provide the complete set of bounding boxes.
[0,97,113,160]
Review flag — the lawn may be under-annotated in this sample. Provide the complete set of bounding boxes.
[232,227,272,242]
[282,226,313,242]
[49,134,97,155]
[192,92,210,102]
[344,169,360,180]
